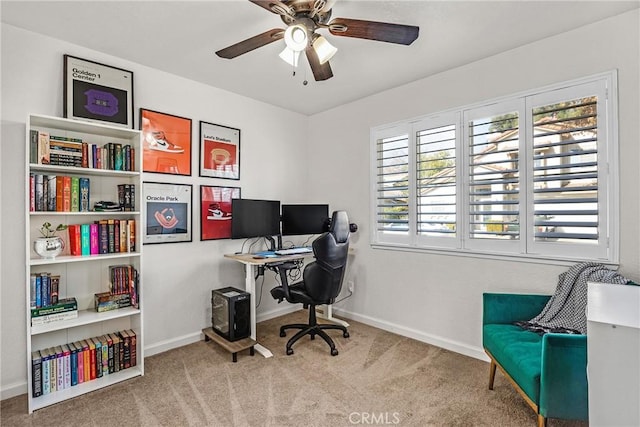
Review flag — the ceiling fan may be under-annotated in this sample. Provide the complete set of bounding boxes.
[215,0,419,81]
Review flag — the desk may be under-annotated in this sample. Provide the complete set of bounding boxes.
[224,251,350,358]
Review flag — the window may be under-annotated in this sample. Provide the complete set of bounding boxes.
[370,72,618,263]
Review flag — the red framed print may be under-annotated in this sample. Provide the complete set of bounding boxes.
[200,185,240,240]
[140,109,192,176]
[199,121,240,180]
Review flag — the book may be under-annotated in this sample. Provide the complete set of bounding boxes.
[79,177,90,211]
[31,350,42,398]
[109,333,121,372]
[50,346,57,393]
[29,174,35,212]
[62,344,71,389]
[55,176,65,212]
[31,310,78,326]
[94,292,131,312]
[114,220,120,253]
[88,339,96,381]
[35,274,42,308]
[127,329,137,367]
[71,177,80,212]
[120,219,127,253]
[114,143,123,170]
[81,142,88,168]
[31,294,75,317]
[107,219,115,253]
[68,224,82,256]
[100,335,109,376]
[55,345,64,391]
[47,175,57,211]
[50,274,59,305]
[90,223,99,255]
[91,337,103,378]
[62,176,71,212]
[81,223,90,255]
[30,130,39,164]
[75,341,84,384]
[119,330,131,369]
[106,334,114,374]
[41,347,51,395]
[30,274,37,309]
[38,131,50,165]
[69,342,78,387]
[127,219,136,253]
[34,174,44,211]
[97,220,109,254]
[41,273,50,307]
[81,340,90,383]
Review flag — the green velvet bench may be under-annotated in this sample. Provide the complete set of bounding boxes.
[482,293,588,427]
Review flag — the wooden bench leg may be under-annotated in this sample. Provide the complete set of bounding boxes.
[250,346,255,356]
[488,359,497,390]
[537,414,546,427]
[232,352,237,363]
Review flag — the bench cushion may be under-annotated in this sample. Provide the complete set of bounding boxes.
[483,324,542,404]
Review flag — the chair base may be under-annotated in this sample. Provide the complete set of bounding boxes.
[279,305,349,356]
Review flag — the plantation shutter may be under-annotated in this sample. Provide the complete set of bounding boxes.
[527,78,611,260]
[373,126,411,244]
[415,117,458,243]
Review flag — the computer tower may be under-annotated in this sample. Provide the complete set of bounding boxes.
[211,287,251,342]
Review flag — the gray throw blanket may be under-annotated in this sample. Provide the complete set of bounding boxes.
[516,262,630,335]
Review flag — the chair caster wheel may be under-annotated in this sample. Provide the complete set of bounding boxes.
[343,331,350,338]
[286,348,294,355]
[280,331,286,337]
[331,348,339,356]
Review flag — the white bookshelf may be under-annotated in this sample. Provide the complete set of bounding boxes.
[25,114,144,413]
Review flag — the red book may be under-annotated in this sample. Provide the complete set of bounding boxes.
[67,225,82,256]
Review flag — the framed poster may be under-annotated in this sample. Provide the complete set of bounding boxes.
[63,54,134,128]
[143,182,192,244]
[200,185,240,241]
[199,121,240,180]
[140,109,192,176]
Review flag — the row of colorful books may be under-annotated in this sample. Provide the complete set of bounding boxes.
[31,330,137,398]
[30,130,136,172]
[67,219,136,255]
[30,272,61,309]
[30,174,90,212]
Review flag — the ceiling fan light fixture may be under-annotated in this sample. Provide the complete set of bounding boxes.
[279,46,301,67]
[284,24,308,52]
[313,35,337,64]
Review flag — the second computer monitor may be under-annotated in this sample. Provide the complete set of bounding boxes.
[281,204,329,236]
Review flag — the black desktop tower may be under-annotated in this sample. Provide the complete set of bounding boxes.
[211,287,251,342]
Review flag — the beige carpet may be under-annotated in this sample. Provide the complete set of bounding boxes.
[1,311,588,426]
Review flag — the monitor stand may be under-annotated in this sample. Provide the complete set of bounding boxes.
[265,235,282,252]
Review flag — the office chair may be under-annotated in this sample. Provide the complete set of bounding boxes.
[270,210,351,356]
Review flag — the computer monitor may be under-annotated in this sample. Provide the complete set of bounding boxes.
[281,204,329,236]
[231,199,281,249]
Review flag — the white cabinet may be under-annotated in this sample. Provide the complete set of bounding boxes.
[587,282,640,426]
[25,114,144,413]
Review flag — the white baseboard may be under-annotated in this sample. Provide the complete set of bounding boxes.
[332,308,489,362]
[256,304,300,323]
[1,381,26,401]
[144,331,202,357]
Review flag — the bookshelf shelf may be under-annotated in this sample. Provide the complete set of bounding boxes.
[30,251,141,266]
[30,366,143,412]
[25,114,144,413]
[31,307,142,335]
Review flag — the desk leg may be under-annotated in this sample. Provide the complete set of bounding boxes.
[244,264,273,358]
[316,304,349,327]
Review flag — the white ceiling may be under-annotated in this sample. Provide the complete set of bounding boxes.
[2,1,638,115]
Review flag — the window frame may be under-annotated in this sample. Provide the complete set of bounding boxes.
[370,71,619,264]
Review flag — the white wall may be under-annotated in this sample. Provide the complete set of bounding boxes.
[313,10,640,359]
[0,24,309,398]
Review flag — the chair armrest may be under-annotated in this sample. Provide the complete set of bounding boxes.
[483,293,550,325]
[268,262,299,301]
[539,333,588,420]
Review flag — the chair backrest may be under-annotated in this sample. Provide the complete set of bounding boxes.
[303,211,350,304]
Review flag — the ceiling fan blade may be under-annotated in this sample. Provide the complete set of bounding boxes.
[249,0,294,16]
[216,29,284,59]
[328,18,419,45]
[305,46,333,81]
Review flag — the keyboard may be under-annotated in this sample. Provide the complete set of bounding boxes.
[275,247,313,256]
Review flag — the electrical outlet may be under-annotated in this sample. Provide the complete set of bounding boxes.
[347,280,355,293]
